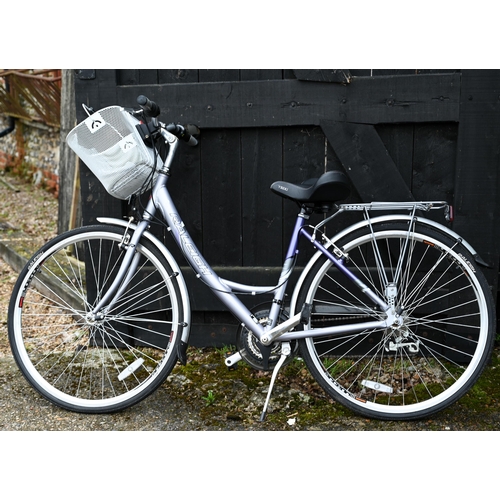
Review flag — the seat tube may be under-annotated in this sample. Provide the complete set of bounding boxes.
[267,210,309,327]
[285,210,309,260]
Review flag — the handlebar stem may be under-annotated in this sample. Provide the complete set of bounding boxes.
[158,128,179,174]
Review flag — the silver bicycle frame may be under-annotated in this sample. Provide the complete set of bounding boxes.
[90,131,409,346]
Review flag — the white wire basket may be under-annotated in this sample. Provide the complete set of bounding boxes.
[66,106,162,200]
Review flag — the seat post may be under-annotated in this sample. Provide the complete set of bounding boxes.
[284,207,310,260]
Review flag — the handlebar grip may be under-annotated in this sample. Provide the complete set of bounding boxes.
[137,95,161,118]
[185,124,200,137]
[166,123,198,146]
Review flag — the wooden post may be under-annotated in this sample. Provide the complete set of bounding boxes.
[58,69,79,233]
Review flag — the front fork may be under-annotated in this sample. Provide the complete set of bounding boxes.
[86,216,152,321]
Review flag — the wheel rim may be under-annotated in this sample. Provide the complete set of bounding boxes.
[11,230,180,410]
[303,229,490,416]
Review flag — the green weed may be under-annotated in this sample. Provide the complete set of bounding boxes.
[202,389,216,406]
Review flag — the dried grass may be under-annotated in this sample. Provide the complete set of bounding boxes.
[0,171,58,354]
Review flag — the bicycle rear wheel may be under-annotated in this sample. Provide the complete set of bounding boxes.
[8,225,185,413]
[295,222,495,420]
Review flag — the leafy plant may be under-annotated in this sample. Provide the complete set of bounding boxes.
[202,389,216,406]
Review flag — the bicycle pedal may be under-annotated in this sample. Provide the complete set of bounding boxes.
[225,351,242,370]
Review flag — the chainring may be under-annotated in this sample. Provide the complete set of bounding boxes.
[236,308,298,371]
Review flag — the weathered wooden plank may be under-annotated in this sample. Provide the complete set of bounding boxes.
[452,70,500,290]
[241,127,284,266]
[376,123,414,188]
[411,123,457,204]
[163,70,203,265]
[199,70,242,266]
[293,69,351,83]
[116,70,159,86]
[157,69,199,84]
[321,120,414,202]
[116,70,138,86]
[75,72,99,122]
[344,74,460,124]
[76,70,124,226]
[95,69,121,109]
[240,69,284,266]
[282,124,328,264]
[116,73,460,128]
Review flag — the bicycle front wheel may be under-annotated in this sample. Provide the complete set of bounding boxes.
[295,222,495,420]
[8,225,185,413]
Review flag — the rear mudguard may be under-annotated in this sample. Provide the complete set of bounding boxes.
[97,217,191,361]
[290,214,488,315]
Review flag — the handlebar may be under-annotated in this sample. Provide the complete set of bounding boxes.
[137,95,198,146]
[137,95,160,118]
[166,123,198,146]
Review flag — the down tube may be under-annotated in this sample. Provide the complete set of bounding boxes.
[152,183,267,340]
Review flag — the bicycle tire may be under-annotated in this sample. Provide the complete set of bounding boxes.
[295,221,495,420]
[8,225,185,413]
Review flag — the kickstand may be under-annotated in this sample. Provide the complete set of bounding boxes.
[260,342,291,422]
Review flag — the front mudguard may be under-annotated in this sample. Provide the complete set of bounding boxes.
[97,217,191,362]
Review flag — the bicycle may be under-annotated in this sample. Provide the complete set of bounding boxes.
[7,95,496,421]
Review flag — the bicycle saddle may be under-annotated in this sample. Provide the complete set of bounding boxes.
[270,170,351,212]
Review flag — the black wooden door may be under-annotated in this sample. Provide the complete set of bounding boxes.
[74,69,500,346]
